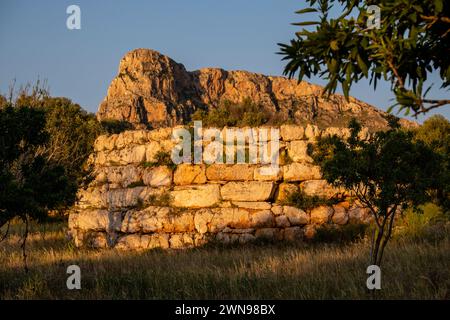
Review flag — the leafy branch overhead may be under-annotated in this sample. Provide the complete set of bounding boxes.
[279,0,449,116]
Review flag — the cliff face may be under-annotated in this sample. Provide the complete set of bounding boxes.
[97,49,413,131]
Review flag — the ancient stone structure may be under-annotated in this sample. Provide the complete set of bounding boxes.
[68,124,372,250]
[97,48,415,131]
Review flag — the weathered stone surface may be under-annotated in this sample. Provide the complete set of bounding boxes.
[71,209,122,232]
[348,206,371,224]
[77,187,108,209]
[283,206,309,225]
[283,163,322,181]
[107,187,146,209]
[121,206,168,233]
[310,206,333,224]
[171,184,221,208]
[142,166,172,186]
[169,233,194,249]
[255,228,283,241]
[275,215,290,228]
[280,125,304,141]
[288,140,314,163]
[304,225,317,240]
[102,165,143,188]
[117,233,170,250]
[232,201,271,210]
[253,166,283,181]
[300,180,343,198]
[304,124,321,140]
[250,210,275,228]
[284,227,303,241]
[271,205,283,215]
[193,208,214,234]
[276,183,299,202]
[73,231,109,248]
[209,208,251,232]
[174,164,206,185]
[147,127,172,141]
[322,127,351,139]
[206,164,254,181]
[221,182,274,201]
[144,141,162,162]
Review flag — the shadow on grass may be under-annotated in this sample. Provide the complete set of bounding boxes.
[1,231,449,299]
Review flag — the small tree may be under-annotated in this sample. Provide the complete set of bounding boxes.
[310,118,444,266]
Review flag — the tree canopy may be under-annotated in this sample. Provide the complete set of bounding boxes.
[279,0,449,116]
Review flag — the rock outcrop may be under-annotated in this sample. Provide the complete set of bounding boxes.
[97,49,414,131]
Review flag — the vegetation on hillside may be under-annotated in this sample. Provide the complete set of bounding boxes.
[191,98,287,127]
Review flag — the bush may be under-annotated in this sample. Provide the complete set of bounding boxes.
[394,203,449,242]
[100,119,133,134]
[281,190,342,211]
[313,223,368,243]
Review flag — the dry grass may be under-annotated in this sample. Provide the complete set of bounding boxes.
[0,220,449,300]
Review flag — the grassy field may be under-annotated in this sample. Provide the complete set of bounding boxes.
[0,217,449,300]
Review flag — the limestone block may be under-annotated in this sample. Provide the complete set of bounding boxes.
[310,206,334,224]
[206,164,254,181]
[283,163,322,181]
[142,166,172,186]
[280,125,304,141]
[288,140,314,163]
[171,184,221,208]
[221,181,274,201]
[174,164,206,185]
[283,206,309,225]
[300,180,343,198]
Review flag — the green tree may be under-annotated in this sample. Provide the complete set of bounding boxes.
[310,118,444,266]
[279,0,449,116]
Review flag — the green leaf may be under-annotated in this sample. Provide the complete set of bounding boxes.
[292,21,320,26]
[330,40,339,51]
[295,8,318,14]
[356,55,368,77]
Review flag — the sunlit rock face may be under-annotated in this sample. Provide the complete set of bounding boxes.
[97,48,416,131]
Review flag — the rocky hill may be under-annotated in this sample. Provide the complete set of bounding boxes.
[97,49,415,131]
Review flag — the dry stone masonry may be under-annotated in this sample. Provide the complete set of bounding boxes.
[68,124,372,250]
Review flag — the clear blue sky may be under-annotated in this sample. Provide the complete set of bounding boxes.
[0,0,448,123]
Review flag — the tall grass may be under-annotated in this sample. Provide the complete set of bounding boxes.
[0,218,448,299]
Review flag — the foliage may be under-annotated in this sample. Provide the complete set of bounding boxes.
[0,105,77,269]
[414,115,450,210]
[394,203,449,241]
[100,119,133,134]
[279,0,450,116]
[191,98,281,127]
[126,180,146,188]
[314,223,368,243]
[309,118,446,266]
